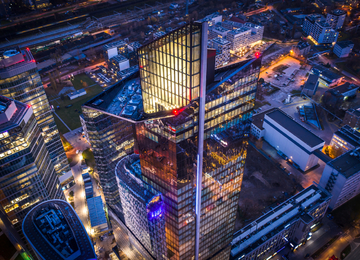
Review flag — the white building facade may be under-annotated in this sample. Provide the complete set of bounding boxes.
[319,149,360,209]
[303,14,339,45]
[263,109,325,171]
[326,9,346,30]
[333,40,354,58]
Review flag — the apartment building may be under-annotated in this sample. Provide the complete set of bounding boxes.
[303,14,339,45]
[208,37,231,68]
[326,9,346,30]
[333,40,354,58]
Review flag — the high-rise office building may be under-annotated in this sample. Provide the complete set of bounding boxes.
[82,22,261,260]
[0,95,64,257]
[0,48,70,175]
[115,154,166,259]
[22,199,96,260]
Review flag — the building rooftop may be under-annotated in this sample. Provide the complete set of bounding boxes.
[87,196,107,229]
[334,125,360,148]
[128,41,142,51]
[306,14,324,23]
[221,20,244,29]
[0,96,29,132]
[331,9,346,16]
[304,74,319,91]
[103,40,127,51]
[0,48,36,78]
[22,200,96,260]
[211,26,230,33]
[198,13,222,23]
[329,148,360,178]
[317,21,331,28]
[313,65,342,81]
[265,109,324,148]
[244,22,262,29]
[251,108,278,130]
[336,40,354,49]
[231,185,330,258]
[297,41,310,50]
[211,37,231,46]
[331,82,359,95]
[228,27,251,36]
[110,54,128,63]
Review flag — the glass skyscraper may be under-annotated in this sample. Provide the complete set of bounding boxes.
[83,22,261,260]
[0,48,70,175]
[0,95,64,258]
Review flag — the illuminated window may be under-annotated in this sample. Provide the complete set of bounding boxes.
[139,23,202,113]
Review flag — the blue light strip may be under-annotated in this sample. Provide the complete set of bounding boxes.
[196,154,200,215]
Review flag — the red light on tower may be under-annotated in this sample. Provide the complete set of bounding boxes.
[172,109,179,116]
[255,52,261,59]
[27,104,31,108]
[26,48,30,51]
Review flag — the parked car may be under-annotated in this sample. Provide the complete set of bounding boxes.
[65,104,73,108]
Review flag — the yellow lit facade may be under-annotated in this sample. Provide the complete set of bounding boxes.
[139,23,202,113]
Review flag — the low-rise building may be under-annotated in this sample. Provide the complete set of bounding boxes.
[302,74,319,97]
[230,185,331,260]
[330,125,360,153]
[312,65,343,87]
[291,41,311,58]
[343,109,360,129]
[303,14,339,45]
[109,55,130,73]
[87,196,108,234]
[319,148,360,209]
[82,172,93,199]
[103,40,127,60]
[263,109,325,171]
[67,89,86,100]
[250,108,278,140]
[208,37,231,68]
[333,40,354,58]
[330,82,359,99]
[326,9,346,30]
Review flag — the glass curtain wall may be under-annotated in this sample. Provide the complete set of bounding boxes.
[139,23,201,114]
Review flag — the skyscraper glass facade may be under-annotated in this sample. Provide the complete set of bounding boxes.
[82,22,261,260]
[0,96,64,257]
[139,23,202,114]
[0,49,70,175]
